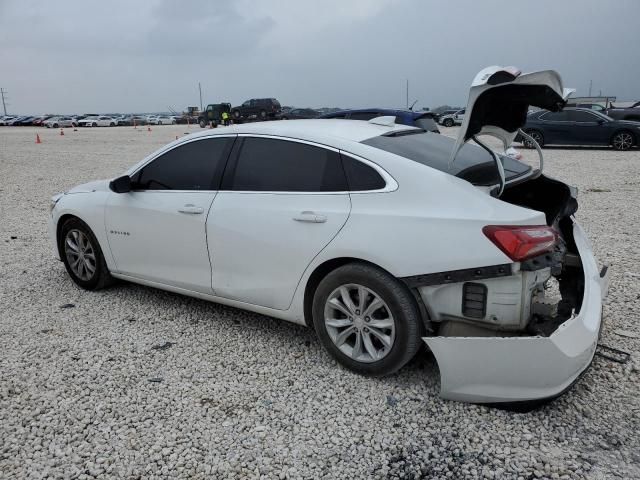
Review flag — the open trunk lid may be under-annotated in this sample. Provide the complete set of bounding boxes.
[450,66,574,195]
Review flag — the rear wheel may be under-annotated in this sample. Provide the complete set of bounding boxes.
[92,122,98,127]
[232,109,241,120]
[523,129,544,148]
[312,263,422,376]
[199,119,207,128]
[612,131,634,151]
[60,218,114,290]
[53,123,59,128]
[443,118,454,127]
[259,110,267,120]
[110,122,115,127]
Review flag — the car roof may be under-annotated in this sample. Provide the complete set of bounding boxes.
[181,119,417,145]
[322,108,434,119]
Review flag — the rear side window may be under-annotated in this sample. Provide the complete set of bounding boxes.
[568,110,599,122]
[341,155,386,191]
[134,137,233,190]
[228,137,347,192]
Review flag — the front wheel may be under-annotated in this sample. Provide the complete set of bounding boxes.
[60,218,114,290]
[443,118,454,127]
[199,119,207,128]
[232,110,241,120]
[312,263,422,376]
[612,131,634,151]
[110,122,115,127]
[53,123,59,128]
[92,122,98,127]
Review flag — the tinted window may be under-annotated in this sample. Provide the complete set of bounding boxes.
[362,131,531,186]
[135,137,233,190]
[541,111,570,121]
[349,112,380,121]
[229,138,347,192]
[569,110,599,122]
[341,155,386,191]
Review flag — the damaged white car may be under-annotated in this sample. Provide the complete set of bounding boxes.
[48,66,608,404]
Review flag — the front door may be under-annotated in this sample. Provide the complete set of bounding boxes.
[105,136,235,293]
[208,136,351,310]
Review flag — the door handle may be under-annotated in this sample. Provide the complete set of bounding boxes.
[178,204,204,214]
[293,211,327,223]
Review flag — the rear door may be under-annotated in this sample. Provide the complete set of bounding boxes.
[207,136,351,310]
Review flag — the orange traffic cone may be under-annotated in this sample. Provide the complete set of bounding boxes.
[60,128,64,136]
[36,134,42,144]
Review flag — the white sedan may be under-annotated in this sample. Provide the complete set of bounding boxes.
[78,116,117,127]
[48,67,608,404]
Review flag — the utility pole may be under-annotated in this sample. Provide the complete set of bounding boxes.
[588,79,593,97]
[0,88,7,116]
[198,82,203,112]
[406,79,409,109]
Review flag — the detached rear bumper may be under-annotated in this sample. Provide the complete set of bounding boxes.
[424,221,608,403]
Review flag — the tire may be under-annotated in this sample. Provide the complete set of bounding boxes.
[612,130,634,151]
[92,122,98,127]
[312,262,422,377]
[53,123,59,128]
[199,119,207,128]
[172,120,176,125]
[72,122,77,128]
[259,110,267,120]
[232,110,241,120]
[110,122,115,127]
[59,217,114,290]
[443,118,454,127]
[523,129,544,148]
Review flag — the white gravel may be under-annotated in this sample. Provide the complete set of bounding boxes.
[1,124,639,479]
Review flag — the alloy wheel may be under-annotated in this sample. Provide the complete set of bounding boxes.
[64,229,97,281]
[613,132,633,150]
[324,284,396,363]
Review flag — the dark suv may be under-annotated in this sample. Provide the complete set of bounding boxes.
[231,98,281,122]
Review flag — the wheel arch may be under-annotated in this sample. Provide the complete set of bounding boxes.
[301,256,423,329]
[610,128,637,146]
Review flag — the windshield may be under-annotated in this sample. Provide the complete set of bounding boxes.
[362,131,531,186]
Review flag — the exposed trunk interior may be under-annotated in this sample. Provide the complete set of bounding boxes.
[500,175,584,336]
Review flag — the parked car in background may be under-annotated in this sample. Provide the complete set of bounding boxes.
[156,115,175,125]
[15,116,36,126]
[438,109,465,127]
[231,98,281,122]
[32,115,55,126]
[145,115,160,125]
[606,101,640,122]
[44,116,77,128]
[432,109,459,122]
[320,108,439,133]
[78,116,117,127]
[198,103,232,128]
[518,108,639,150]
[0,116,17,125]
[279,108,319,120]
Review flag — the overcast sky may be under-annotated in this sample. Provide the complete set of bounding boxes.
[1,0,639,115]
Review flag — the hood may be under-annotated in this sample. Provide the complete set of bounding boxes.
[66,179,109,194]
[450,66,574,164]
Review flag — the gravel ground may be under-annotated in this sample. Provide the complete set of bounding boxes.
[1,124,639,479]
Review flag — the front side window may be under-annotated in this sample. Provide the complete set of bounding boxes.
[134,137,233,190]
[227,137,347,192]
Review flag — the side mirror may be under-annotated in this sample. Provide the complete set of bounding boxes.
[109,175,131,193]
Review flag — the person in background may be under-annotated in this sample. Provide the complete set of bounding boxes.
[222,110,230,126]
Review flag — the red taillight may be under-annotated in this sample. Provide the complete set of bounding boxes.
[483,225,558,261]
